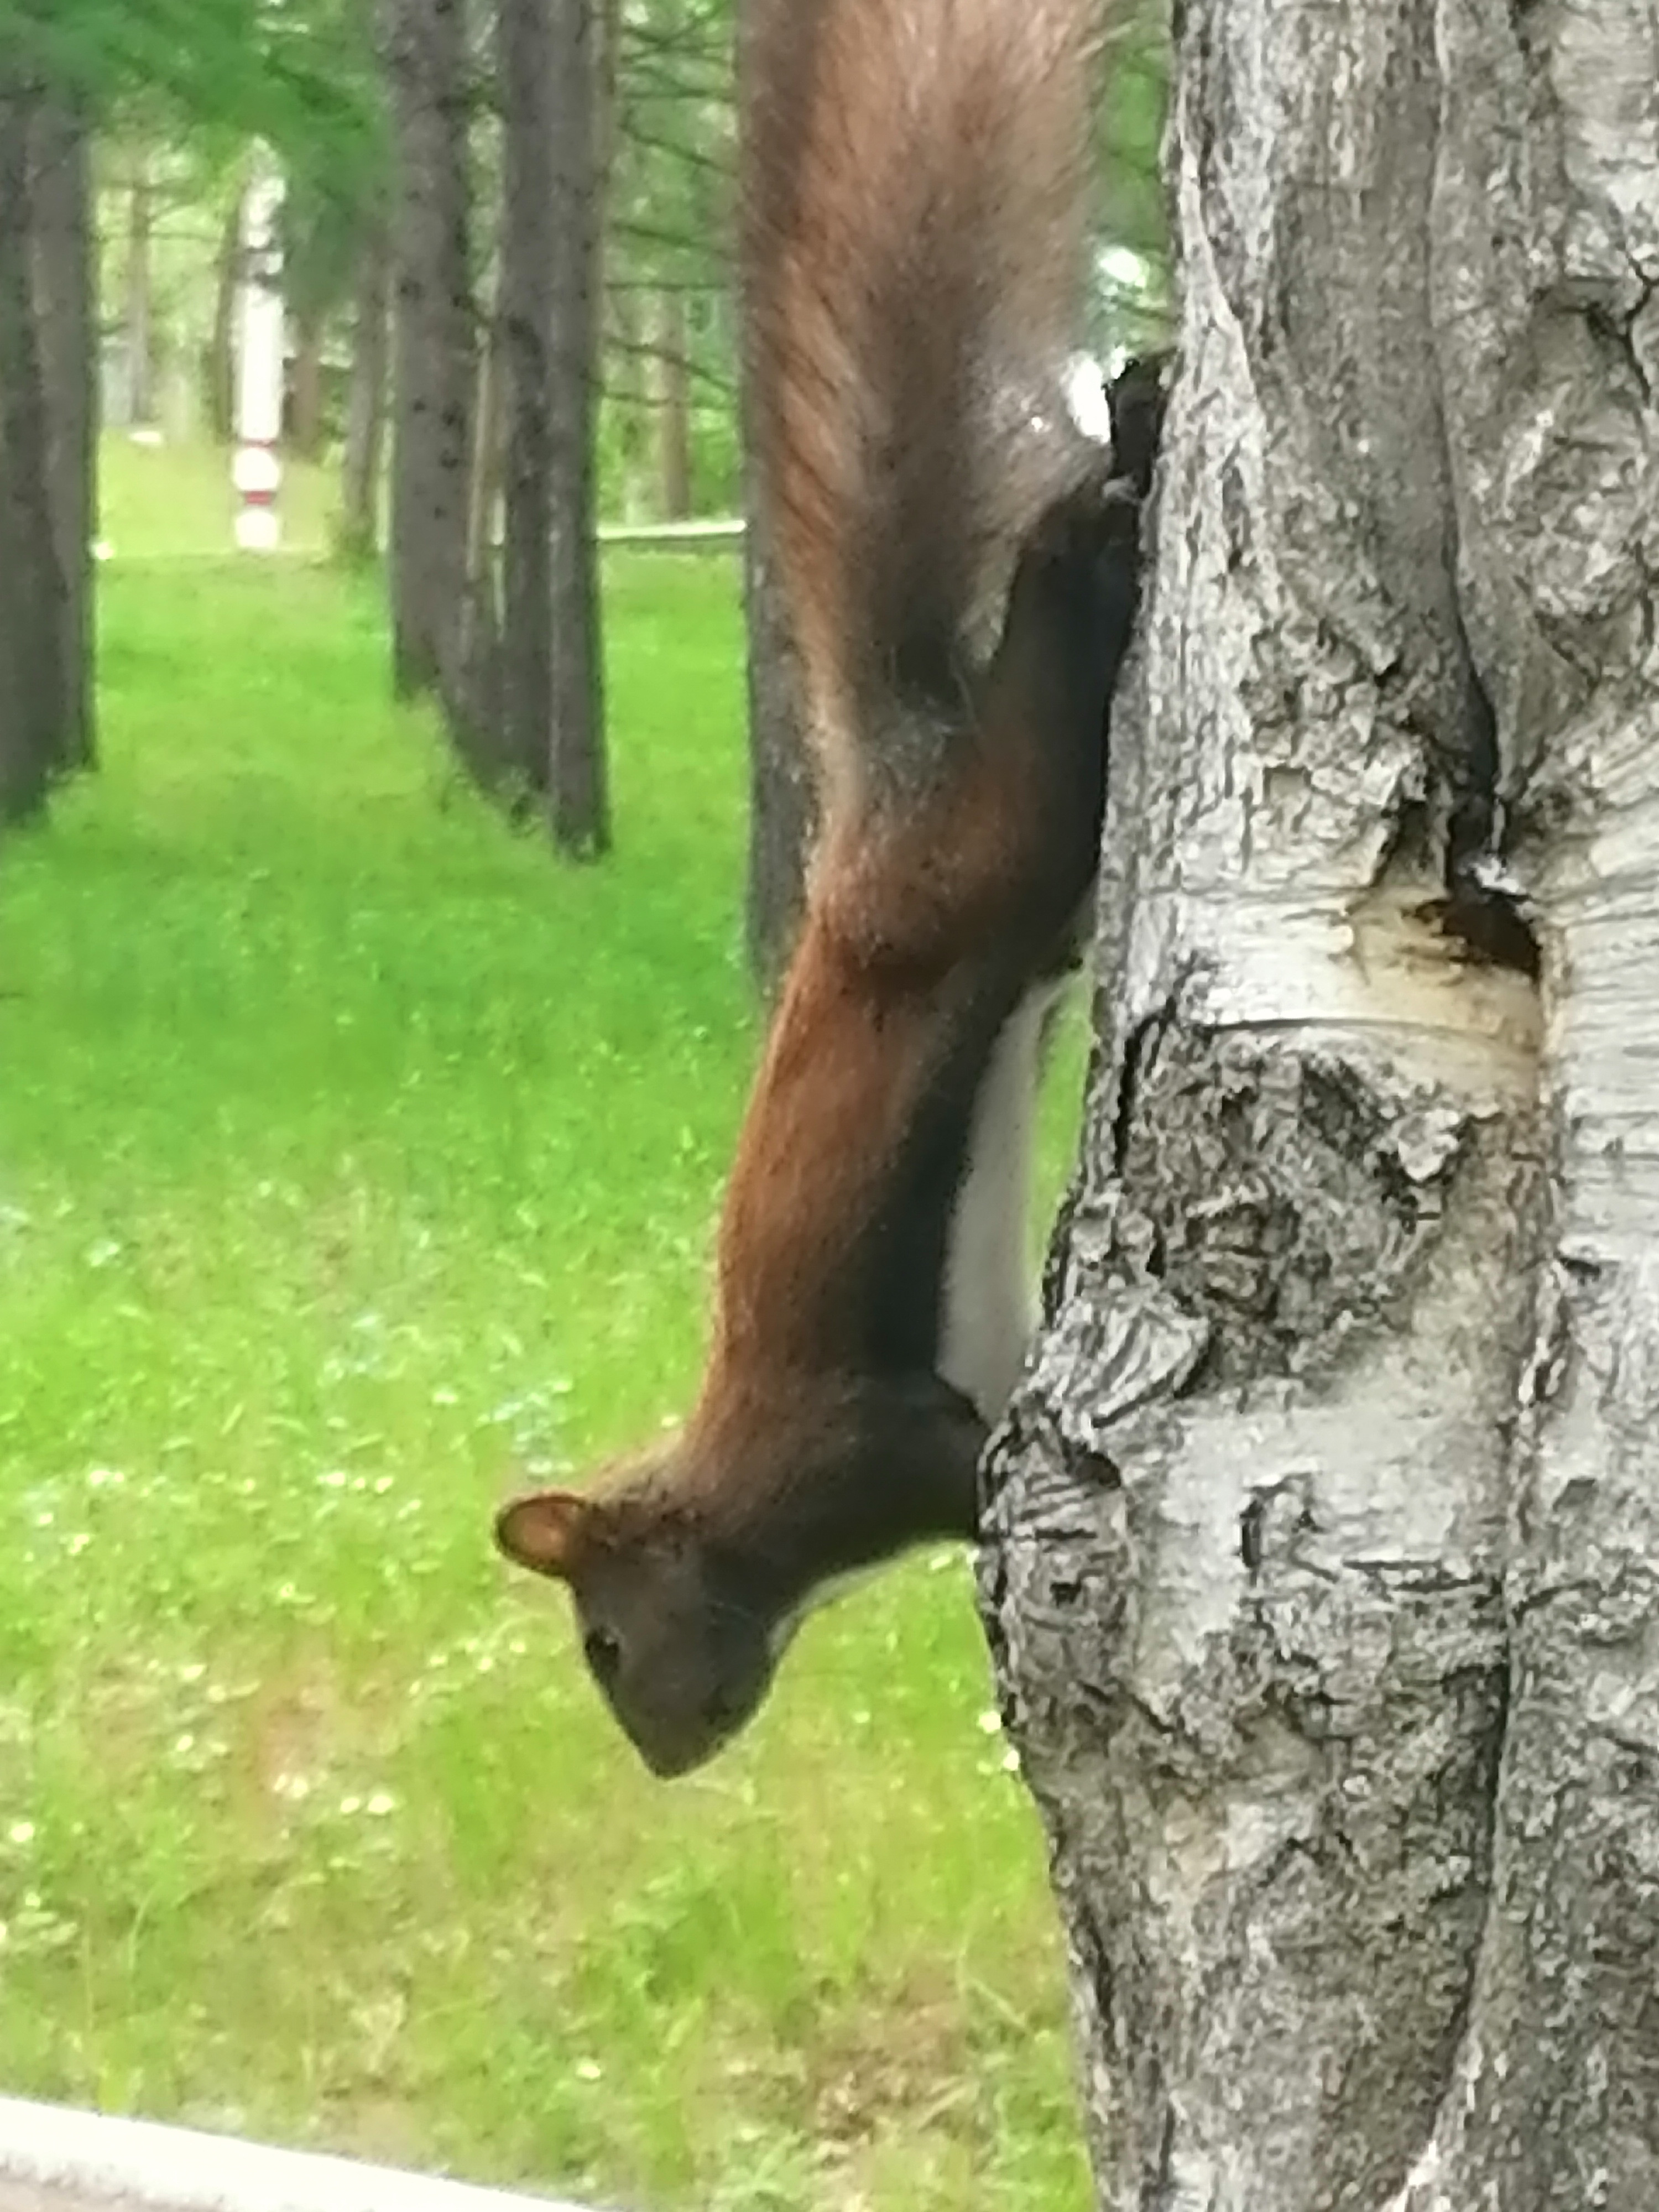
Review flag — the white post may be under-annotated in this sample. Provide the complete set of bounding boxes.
[232,154,286,552]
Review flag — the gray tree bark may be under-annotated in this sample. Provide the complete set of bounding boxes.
[0,66,68,827]
[28,92,95,774]
[542,0,609,855]
[982,2,1659,2206]
[340,218,389,561]
[385,0,474,700]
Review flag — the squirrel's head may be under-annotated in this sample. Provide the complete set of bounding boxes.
[495,1376,984,1777]
[493,1461,780,1778]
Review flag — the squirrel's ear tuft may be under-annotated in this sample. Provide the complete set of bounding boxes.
[494,1489,603,1581]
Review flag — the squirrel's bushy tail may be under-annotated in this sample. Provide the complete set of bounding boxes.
[742,0,1106,813]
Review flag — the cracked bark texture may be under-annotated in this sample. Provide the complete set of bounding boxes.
[979,2,1659,2206]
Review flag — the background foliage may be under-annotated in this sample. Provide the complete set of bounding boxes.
[1,1,1172,2201]
[3,0,1168,517]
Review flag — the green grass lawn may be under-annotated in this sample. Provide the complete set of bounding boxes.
[0,444,1092,2211]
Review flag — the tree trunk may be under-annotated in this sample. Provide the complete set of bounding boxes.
[339,220,389,561]
[655,284,691,519]
[447,257,509,787]
[543,0,608,855]
[739,479,813,990]
[607,282,652,521]
[27,92,95,774]
[289,315,326,457]
[123,152,154,427]
[594,0,619,197]
[0,71,68,825]
[735,0,812,988]
[205,199,240,444]
[983,2,1659,2206]
[385,0,474,701]
[594,0,632,522]
[498,0,557,802]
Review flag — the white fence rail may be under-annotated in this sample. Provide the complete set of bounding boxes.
[107,519,746,565]
[596,518,743,550]
[0,2100,611,2212]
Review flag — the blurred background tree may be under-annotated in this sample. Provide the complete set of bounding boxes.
[0,0,1171,928]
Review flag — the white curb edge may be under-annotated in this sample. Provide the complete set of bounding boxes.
[0,2099,613,2212]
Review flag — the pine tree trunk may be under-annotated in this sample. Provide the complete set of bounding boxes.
[0,69,68,825]
[123,153,154,427]
[205,199,240,444]
[498,0,556,801]
[655,284,691,520]
[447,262,509,786]
[385,0,474,701]
[607,283,651,522]
[27,92,95,774]
[543,0,608,855]
[594,0,619,197]
[983,2,1659,2205]
[289,316,325,457]
[735,0,812,988]
[339,220,389,561]
[739,477,812,991]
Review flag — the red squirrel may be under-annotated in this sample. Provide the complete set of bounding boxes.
[494,0,1164,1778]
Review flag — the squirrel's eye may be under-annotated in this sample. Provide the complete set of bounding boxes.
[583,1625,623,1686]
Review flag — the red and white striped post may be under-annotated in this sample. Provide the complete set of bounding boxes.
[232,155,286,552]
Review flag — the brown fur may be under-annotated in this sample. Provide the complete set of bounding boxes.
[494,0,1160,1779]
[743,0,1105,812]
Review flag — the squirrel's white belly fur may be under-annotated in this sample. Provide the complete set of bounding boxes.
[937,974,1069,1421]
[775,965,1076,1655]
